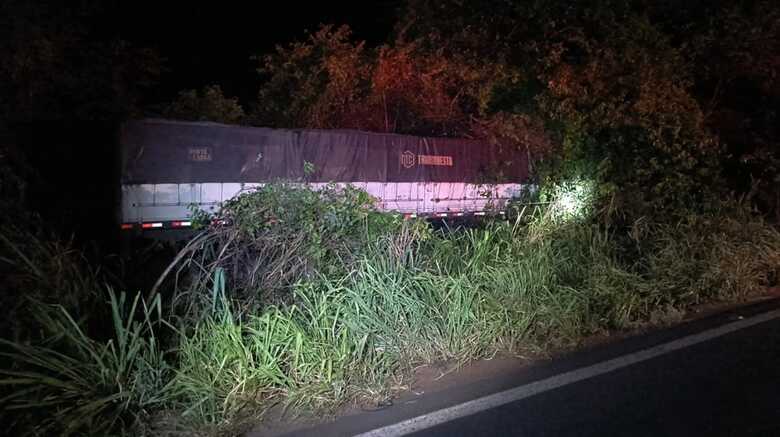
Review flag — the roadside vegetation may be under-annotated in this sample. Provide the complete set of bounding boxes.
[2,182,779,436]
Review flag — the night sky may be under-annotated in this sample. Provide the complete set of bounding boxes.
[115,1,401,104]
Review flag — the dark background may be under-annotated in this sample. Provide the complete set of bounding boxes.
[3,0,778,250]
[119,1,400,105]
[4,1,402,249]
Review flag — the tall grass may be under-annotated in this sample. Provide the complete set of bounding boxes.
[640,209,780,305]
[172,270,377,427]
[0,291,172,436]
[158,193,780,434]
[2,184,778,435]
[0,225,104,342]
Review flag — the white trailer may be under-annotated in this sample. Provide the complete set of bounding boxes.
[119,119,532,233]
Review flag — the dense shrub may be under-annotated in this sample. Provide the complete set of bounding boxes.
[155,182,411,314]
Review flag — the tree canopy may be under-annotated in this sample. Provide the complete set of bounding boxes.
[250,0,779,220]
[0,0,161,122]
[165,85,246,124]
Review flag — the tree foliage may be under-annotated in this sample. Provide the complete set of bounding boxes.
[253,25,371,129]
[0,0,162,121]
[252,0,780,220]
[165,85,246,124]
[684,1,780,220]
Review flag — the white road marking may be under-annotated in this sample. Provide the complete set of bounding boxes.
[355,308,780,437]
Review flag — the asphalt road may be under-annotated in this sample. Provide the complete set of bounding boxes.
[411,310,780,437]
[268,300,780,437]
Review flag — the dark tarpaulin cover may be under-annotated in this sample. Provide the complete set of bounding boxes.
[120,119,530,184]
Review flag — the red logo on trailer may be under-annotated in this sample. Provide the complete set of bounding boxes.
[401,150,454,168]
[419,155,453,166]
